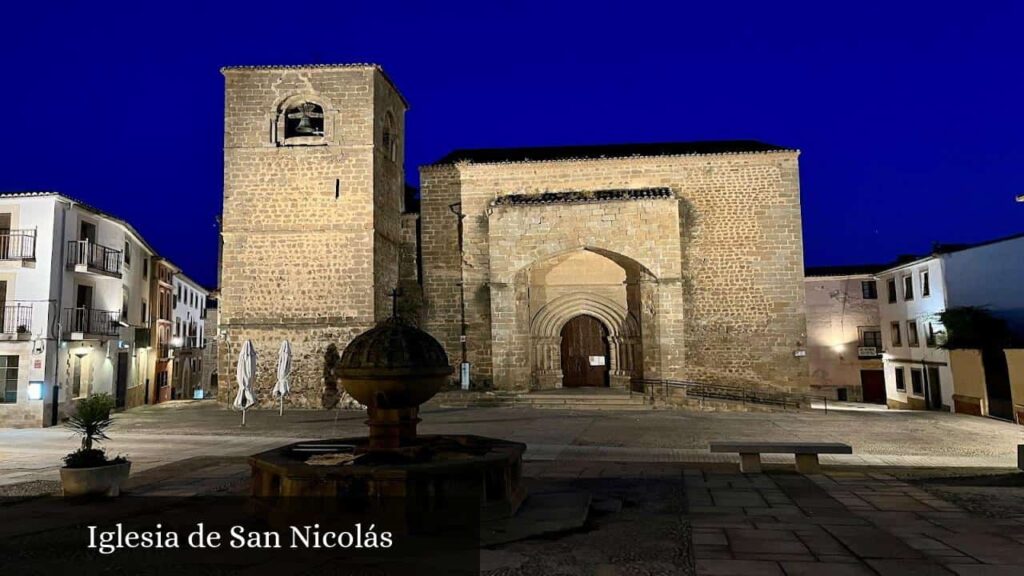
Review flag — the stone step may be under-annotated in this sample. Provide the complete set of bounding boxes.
[431,391,652,411]
[527,403,653,411]
[516,396,646,405]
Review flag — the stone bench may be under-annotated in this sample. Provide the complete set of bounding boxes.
[710,442,853,474]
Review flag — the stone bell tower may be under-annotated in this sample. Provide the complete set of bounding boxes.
[218,64,408,407]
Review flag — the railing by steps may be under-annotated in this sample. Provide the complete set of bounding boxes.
[631,378,830,413]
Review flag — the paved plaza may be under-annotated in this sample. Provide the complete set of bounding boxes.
[2,402,1024,574]
[2,401,1022,486]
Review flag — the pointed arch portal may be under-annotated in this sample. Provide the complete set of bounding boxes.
[518,247,652,389]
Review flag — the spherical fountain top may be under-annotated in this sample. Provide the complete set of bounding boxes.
[338,316,450,377]
[338,317,453,450]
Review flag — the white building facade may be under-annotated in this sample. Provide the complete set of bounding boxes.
[878,257,951,411]
[877,233,1024,412]
[0,193,156,427]
[804,267,885,403]
[170,273,208,399]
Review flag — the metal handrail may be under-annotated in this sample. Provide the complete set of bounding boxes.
[65,240,123,274]
[0,304,33,333]
[632,378,829,413]
[62,307,121,336]
[0,230,36,260]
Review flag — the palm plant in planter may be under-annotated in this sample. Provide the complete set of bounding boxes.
[60,393,131,497]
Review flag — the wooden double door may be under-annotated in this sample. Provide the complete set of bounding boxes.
[560,315,610,388]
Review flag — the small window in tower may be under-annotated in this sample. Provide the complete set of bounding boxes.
[382,112,398,160]
[284,102,325,138]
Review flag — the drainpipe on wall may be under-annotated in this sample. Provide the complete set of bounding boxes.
[50,200,72,426]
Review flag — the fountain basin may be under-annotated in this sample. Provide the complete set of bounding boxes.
[249,435,526,532]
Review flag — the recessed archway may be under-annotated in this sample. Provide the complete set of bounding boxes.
[524,247,649,389]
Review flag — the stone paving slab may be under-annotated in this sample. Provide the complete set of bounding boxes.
[687,469,1024,575]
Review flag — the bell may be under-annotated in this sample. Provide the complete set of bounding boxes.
[295,115,315,135]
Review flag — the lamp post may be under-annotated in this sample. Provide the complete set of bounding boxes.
[448,202,469,389]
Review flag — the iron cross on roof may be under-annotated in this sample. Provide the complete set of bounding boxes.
[390,287,403,318]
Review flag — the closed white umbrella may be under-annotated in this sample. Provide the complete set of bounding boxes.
[234,340,257,426]
[272,340,292,416]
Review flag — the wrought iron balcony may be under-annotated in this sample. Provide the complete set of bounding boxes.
[66,240,123,277]
[0,304,33,335]
[0,230,36,261]
[62,307,121,337]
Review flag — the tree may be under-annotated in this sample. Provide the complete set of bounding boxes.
[937,306,1012,350]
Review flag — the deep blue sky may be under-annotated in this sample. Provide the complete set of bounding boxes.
[3,2,1022,288]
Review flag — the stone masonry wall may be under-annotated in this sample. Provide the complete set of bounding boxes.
[372,71,406,321]
[420,151,808,391]
[219,66,406,407]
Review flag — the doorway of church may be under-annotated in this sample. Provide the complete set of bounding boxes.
[560,315,610,387]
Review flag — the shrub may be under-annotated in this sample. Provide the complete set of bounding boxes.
[937,307,1012,350]
[63,394,125,468]
[63,448,126,469]
[65,393,115,450]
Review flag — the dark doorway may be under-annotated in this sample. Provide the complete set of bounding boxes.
[560,315,609,388]
[80,221,96,243]
[925,366,943,411]
[115,352,129,409]
[860,370,885,404]
[982,348,1013,421]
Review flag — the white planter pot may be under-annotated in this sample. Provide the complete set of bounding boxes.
[60,461,131,497]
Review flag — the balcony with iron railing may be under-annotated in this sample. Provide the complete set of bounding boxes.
[0,304,33,338]
[65,240,122,277]
[0,230,36,261]
[62,307,121,338]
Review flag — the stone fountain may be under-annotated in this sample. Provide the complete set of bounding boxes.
[249,316,527,532]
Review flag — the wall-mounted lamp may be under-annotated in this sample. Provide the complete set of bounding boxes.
[73,347,91,359]
[27,382,44,401]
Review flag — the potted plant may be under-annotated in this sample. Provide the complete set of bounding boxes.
[60,393,131,497]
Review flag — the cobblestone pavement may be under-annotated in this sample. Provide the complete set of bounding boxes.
[2,401,1022,486]
[687,469,1024,575]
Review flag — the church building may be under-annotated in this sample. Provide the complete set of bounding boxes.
[218,64,809,406]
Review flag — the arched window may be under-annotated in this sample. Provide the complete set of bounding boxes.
[382,111,398,160]
[284,101,325,139]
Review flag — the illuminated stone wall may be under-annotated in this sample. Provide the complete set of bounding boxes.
[420,152,809,392]
[218,65,406,407]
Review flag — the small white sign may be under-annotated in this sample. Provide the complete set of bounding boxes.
[588,356,606,366]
